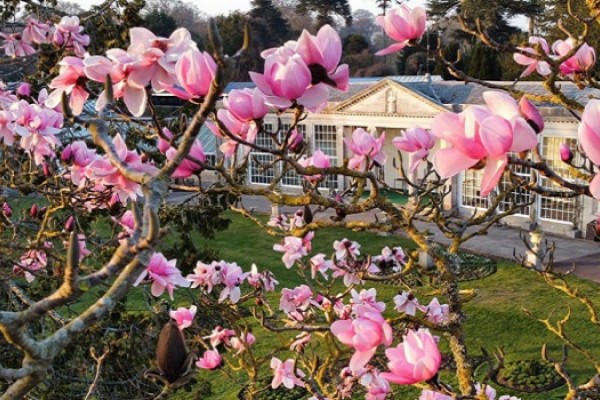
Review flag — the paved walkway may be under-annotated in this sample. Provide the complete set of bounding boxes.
[169,192,600,283]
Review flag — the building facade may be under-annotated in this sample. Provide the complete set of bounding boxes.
[213,77,599,238]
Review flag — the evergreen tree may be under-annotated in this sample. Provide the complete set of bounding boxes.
[467,43,502,79]
[296,0,353,29]
[142,10,178,37]
[374,0,400,15]
[249,0,292,50]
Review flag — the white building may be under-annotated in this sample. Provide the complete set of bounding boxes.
[210,76,599,238]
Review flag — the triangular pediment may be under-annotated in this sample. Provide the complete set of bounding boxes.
[327,79,448,116]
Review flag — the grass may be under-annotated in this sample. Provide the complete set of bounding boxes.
[165,212,600,400]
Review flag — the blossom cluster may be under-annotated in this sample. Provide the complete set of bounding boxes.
[0,16,89,58]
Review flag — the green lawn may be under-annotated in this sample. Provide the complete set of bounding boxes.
[161,212,600,400]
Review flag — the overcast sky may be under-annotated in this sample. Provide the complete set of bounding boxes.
[75,0,428,16]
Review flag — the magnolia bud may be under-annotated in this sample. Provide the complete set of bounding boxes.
[42,162,50,176]
[156,321,188,383]
[559,143,573,163]
[519,97,544,133]
[30,203,39,219]
[303,205,313,225]
[2,202,12,218]
[64,216,75,232]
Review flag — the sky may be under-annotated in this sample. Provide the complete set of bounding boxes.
[76,0,428,16]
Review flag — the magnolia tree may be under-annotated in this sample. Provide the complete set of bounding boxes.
[1,1,600,400]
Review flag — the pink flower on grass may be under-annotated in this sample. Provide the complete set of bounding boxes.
[331,311,393,372]
[577,99,600,198]
[333,238,361,261]
[290,332,311,352]
[203,326,235,347]
[230,332,256,354]
[393,291,421,316]
[392,127,435,172]
[425,297,449,325]
[380,328,441,385]
[375,5,427,55]
[61,141,99,187]
[310,253,333,280]
[13,242,53,282]
[513,37,552,77]
[133,252,190,300]
[196,349,222,370]
[280,284,313,317]
[186,261,222,293]
[46,56,89,116]
[217,262,245,304]
[169,305,197,330]
[431,91,539,196]
[361,371,391,400]
[345,128,387,171]
[274,236,309,268]
[419,390,454,400]
[270,357,305,389]
[350,288,385,316]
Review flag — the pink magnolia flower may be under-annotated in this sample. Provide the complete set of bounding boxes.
[13,242,53,282]
[519,96,544,133]
[203,326,235,347]
[167,48,217,100]
[268,214,290,230]
[331,311,393,371]
[578,99,600,198]
[361,370,391,400]
[22,18,50,44]
[393,127,435,172]
[169,305,197,330]
[298,150,330,183]
[419,390,454,400]
[46,56,89,116]
[374,246,407,272]
[0,33,35,58]
[11,102,63,165]
[475,383,497,400]
[380,328,441,384]
[280,284,313,316]
[294,25,349,91]
[165,139,206,178]
[250,48,328,112]
[127,27,196,91]
[270,357,306,389]
[375,5,427,55]
[393,291,421,316]
[84,50,147,117]
[310,253,333,280]
[196,349,222,370]
[186,261,222,293]
[350,288,386,316]
[230,332,256,354]
[115,210,135,238]
[431,91,539,196]
[16,82,31,97]
[208,109,258,158]
[425,297,449,325]
[345,128,387,171]
[0,110,16,145]
[223,88,269,122]
[333,238,361,261]
[553,39,596,76]
[2,202,12,218]
[133,252,190,300]
[513,37,552,77]
[61,141,99,187]
[290,332,311,352]
[273,236,309,268]
[53,16,90,57]
[86,133,158,203]
[218,262,245,304]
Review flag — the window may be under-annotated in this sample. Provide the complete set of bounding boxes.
[498,158,532,216]
[314,125,339,190]
[280,123,306,187]
[460,169,489,209]
[249,124,276,185]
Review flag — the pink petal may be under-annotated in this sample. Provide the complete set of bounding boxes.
[123,85,147,117]
[375,42,409,56]
[432,148,478,179]
[480,156,507,197]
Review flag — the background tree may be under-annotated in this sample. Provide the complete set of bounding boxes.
[249,0,292,50]
[296,0,353,29]
[142,10,178,37]
[340,9,378,45]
